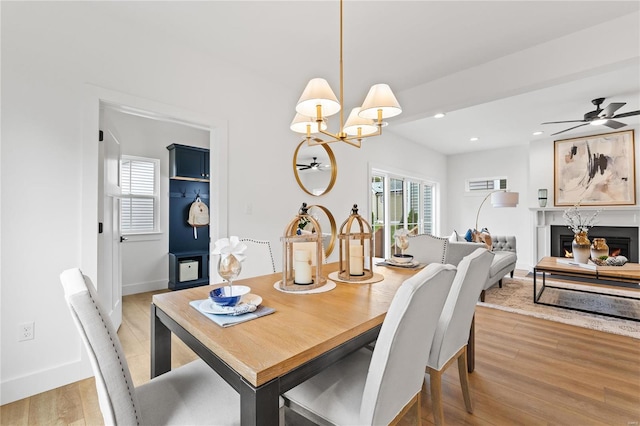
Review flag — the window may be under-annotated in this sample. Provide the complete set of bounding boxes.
[371,169,438,258]
[466,176,507,192]
[120,156,160,234]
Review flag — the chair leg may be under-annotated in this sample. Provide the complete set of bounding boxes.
[427,367,445,426]
[390,392,421,426]
[498,279,503,288]
[510,270,514,278]
[457,347,473,414]
[480,289,485,302]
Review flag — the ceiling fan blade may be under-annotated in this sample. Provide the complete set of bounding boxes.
[541,120,586,125]
[612,110,640,119]
[550,123,589,136]
[601,102,625,117]
[602,120,626,130]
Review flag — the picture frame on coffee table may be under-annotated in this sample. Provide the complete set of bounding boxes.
[554,130,636,206]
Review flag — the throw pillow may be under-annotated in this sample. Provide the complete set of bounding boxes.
[464,229,474,242]
[472,229,493,250]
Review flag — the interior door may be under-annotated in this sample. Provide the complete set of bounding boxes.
[99,125,123,329]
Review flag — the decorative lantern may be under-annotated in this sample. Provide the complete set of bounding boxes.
[280,202,326,291]
[338,204,373,282]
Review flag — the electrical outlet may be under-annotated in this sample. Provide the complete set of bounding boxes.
[18,322,34,341]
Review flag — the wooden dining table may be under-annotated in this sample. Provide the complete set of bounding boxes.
[150,261,475,426]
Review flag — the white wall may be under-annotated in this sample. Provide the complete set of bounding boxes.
[446,145,531,270]
[102,109,210,295]
[0,2,446,403]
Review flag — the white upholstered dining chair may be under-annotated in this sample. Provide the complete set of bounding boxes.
[426,248,494,426]
[60,267,283,425]
[238,238,276,279]
[406,233,449,264]
[282,263,457,425]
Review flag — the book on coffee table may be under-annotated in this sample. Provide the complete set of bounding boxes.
[555,258,597,270]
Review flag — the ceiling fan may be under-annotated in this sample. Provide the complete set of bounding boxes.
[541,97,640,136]
[296,157,327,171]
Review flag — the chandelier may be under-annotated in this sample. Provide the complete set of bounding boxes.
[290,0,402,148]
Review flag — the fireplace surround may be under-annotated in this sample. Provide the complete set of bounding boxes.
[532,207,640,267]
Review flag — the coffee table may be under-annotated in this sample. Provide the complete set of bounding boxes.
[533,256,640,322]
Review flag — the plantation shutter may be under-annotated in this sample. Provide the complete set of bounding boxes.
[423,185,433,235]
[121,158,157,233]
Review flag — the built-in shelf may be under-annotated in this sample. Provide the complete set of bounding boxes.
[167,144,211,291]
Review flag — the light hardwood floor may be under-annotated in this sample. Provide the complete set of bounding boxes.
[2,271,639,425]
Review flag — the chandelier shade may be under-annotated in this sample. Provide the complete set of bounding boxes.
[359,84,402,119]
[343,108,378,137]
[295,78,341,118]
[290,113,328,134]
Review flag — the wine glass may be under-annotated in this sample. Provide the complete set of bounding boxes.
[395,235,409,256]
[217,254,242,295]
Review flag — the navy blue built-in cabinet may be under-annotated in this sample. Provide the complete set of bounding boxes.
[167,144,211,290]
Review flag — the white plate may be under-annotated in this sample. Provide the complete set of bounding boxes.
[199,294,263,315]
[386,258,419,267]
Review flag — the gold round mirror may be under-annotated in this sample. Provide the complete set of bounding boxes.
[307,204,337,258]
[293,141,337,197]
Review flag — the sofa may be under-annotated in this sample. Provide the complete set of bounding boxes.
[407,234,517,302]
[446,235,517,301]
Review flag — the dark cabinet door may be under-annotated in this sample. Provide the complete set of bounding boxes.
[175,147,207,179]
[168,144,210,180]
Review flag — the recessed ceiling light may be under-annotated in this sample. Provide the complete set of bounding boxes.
[533,131,543,136]
[470,137,479,142]
[434,112,446,119]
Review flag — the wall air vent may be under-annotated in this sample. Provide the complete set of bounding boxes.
[466,177,507,192]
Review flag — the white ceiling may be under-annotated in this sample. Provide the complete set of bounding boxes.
[97,0,640,155]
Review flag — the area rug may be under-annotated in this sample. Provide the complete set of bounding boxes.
[478,276,640,339]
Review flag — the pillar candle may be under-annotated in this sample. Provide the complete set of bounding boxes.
[294,250,312,284]
[294,241,319,266]
[349,244,364,275]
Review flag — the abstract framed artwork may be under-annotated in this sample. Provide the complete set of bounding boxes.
[554,130,636,206]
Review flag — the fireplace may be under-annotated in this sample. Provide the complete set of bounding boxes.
[550,225,639,263]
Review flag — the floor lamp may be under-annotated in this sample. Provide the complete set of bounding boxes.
[475,190,519,232]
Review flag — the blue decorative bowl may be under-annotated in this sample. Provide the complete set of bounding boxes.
[209,285,251,307]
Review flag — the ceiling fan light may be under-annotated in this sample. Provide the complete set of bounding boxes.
[359,84,402,119]
[591,119,608,126]
[290,113,327,134]
[295,78,341,118]
[343,108,378,136]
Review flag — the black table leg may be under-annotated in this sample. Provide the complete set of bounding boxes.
[150,303,171,378]
[240,379,281,426]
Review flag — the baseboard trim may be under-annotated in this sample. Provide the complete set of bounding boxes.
[1,355,93,405]
[123,279,167,296]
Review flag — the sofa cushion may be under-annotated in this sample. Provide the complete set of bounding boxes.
[489,251,517,277]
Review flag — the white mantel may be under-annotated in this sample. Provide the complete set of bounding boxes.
[530,206,640,267]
